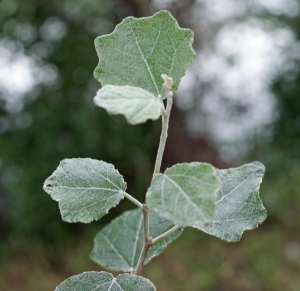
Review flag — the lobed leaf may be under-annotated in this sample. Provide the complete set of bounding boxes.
[94,85,161,124]
[43,158,126,223]
[146,163,222,227]
[94,10,195,99]
[90,208,182,272]
[55,271,156,291]
[196,162,267,242]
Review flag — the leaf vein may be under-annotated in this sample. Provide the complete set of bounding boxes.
[164,175,205,221]
[129,22,160,97]
[216,169,257,204]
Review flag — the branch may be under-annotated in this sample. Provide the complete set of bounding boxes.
[152,225,181,244]
[134,74,174,275]
[134,204,153,275]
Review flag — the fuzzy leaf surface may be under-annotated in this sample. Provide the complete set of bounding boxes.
[55,271,156,291]
[94,85,161,124]
[43,158,126,223]
[94,10,195,99]
[146,163,222,227]
[196,162,267,242]
[90,208,182,272]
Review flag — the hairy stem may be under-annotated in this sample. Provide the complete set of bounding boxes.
[153,92,173,176]
[134,204,152,275]
[152,225,181,244]
[135,75,174,276]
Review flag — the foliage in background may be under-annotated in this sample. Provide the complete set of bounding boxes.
[0,0,157,245]
[0,0,300,290]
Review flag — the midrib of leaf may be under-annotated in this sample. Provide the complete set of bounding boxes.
[131,215,143,269]
[164,175,206,221]
[59,187,120,205]
[216,169,257,204]
[56,186,121,191]
[101,231,132,269]
[164,27,175,97]
[90,163,122,190]
[129,22,160,97]
[71,193,122,214]
[60,161,123,192]
[107,279,116,291]
[158,30,191,97]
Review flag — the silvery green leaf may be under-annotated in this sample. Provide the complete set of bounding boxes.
[43,158,126,223]
[55,271,156,291]
[94,10,195,99]
[94,85,161,125]
[196,162,267,242]
[146,163,222,227]
[90,208,182,272]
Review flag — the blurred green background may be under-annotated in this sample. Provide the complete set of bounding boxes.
[0,0,299,290]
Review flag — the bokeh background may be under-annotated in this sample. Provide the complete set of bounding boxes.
[0,0,300,290]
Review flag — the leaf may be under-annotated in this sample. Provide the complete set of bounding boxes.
[90,208,182,272]
[146,163,222,227]
[94,10,195,99]
[43,158,126,223]
[94,85,161,125]
[55,271,156,291]
[196,162,267,242]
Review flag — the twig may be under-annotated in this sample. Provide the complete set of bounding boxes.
[134,204,152,275]
[124,192,143,209]
[152,225,181,244]
[153,75,173,176]
[134,74,174,276]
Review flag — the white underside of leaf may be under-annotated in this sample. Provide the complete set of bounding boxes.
[94,85,161,124]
